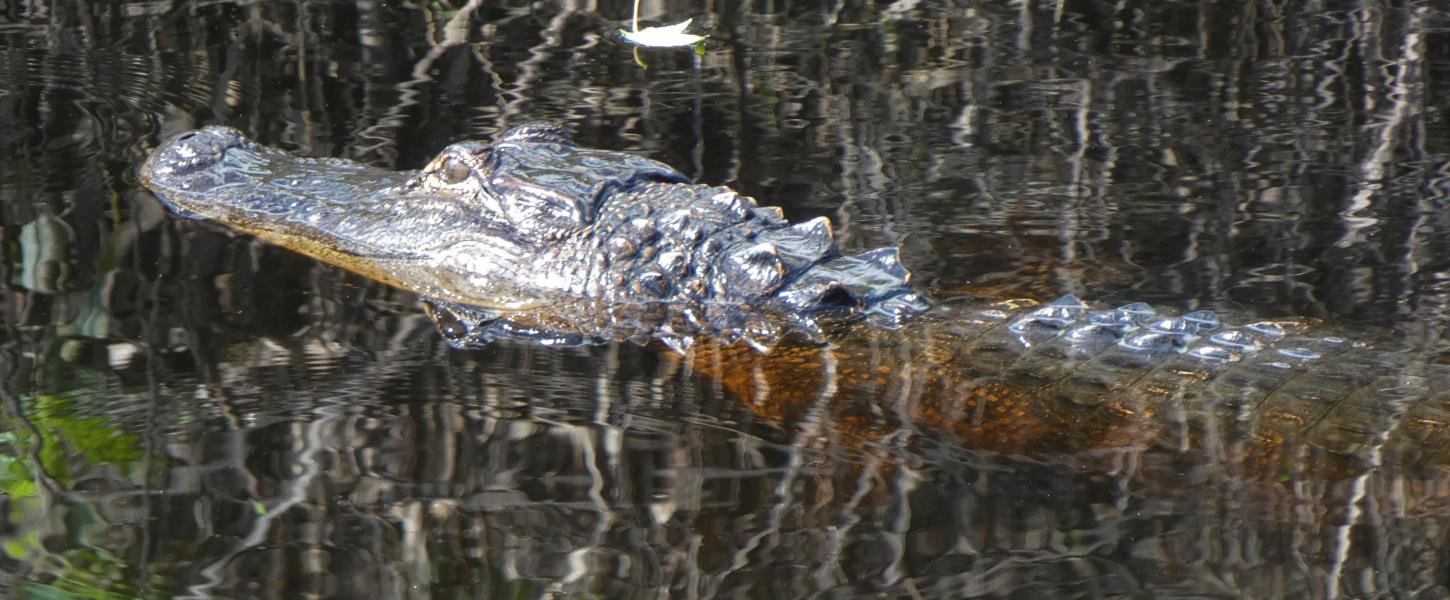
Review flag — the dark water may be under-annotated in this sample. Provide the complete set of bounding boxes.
[4,0,1450,597]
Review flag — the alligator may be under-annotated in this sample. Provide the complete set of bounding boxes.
[138,125,1450,475]
[138,125,927,350]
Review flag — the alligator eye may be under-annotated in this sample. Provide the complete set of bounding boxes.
[441,157,471,184]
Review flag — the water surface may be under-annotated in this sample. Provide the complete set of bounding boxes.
[3,1,1450,597]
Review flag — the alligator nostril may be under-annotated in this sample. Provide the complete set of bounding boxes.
[177,133,196,142]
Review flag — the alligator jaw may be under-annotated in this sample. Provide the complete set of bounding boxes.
[139,126,556,311]
[140,127,415,281]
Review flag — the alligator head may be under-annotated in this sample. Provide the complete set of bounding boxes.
[139,124,926,350]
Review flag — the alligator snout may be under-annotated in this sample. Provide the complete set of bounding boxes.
[139,126,253,192]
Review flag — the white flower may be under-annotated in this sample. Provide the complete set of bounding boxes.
[620,18,706,48]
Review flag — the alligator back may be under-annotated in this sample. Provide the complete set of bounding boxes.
[690,295,1450,478]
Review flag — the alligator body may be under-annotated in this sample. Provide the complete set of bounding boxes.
[139,126,1450,473]
[695,299,1450,476]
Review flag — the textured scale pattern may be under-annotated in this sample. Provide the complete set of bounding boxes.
[141,125,926,351]
[691,294,1450,476]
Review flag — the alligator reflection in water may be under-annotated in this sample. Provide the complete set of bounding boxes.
[127,124,1450,596]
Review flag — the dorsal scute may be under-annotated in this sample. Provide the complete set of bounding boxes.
[755,216,837,273]
[718,242,787,296]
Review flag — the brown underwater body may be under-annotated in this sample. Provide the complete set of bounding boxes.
[139,125,1450,480]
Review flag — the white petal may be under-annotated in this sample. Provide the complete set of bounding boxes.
[621,19,706,47]
[660,18,693,34]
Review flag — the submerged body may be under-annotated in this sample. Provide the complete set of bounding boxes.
[139,126,1450,474]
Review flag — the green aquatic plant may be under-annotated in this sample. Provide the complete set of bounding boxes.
[1,393,160,598]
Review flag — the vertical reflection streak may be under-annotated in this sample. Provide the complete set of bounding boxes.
[184,400,345,600]
[352,0,485,160]
[1338,8,1421,248]
[718,345,838,593]
[879,438,919,587]
[560,343,620,586]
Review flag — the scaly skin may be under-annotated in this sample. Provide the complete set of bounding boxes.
[138,124,925,348]
[139,125,1450,478]
[692,299,1450,477]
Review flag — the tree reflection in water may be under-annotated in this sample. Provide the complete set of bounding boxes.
[2,0,1450,597]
